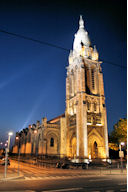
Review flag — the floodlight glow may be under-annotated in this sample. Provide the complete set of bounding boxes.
[120,142,125,146]
[96,123,102,126]
[8,132,13,136]
[34,130,37,134]
[87,122,92,125]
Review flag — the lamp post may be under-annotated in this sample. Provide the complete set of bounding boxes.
[4,132,13,178]
[119,142,125,173]
[0,142,3,150]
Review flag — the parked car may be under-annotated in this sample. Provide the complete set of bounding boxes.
[0,156,4,159]
[61,163,69,169]
[56,162,61,168]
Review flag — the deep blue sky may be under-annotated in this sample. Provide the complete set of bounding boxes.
[0,0,127,146]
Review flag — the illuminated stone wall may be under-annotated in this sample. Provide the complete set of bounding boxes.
[12,145,18,154]
[25,143,31,154]
[60,117,67,157]
[20,144,26,154]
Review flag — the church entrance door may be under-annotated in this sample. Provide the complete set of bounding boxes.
[92,141,98,159]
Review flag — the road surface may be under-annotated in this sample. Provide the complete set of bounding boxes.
[0,159,126,192]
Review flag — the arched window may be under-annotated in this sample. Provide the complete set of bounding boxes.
[50,138,54,147]
[94,141,97,148]
[87,102,90,111]
[85,67,91,94]
[91,69,95,89]
[94,103,97,112]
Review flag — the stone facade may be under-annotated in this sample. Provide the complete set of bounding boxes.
[13,16,109,160]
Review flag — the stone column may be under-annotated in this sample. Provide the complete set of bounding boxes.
[96,67,99,95]
[66,77,70,100]
[65,102,71,158]
[66,76,70,115]
[77,67,81,93]
[76,64,87,158]
[71,73,74,97]
[93,68,97,94]
[76,101,79,157]
[88,67,92,93]
[81,65,85,92]
[60,117,67,157]
[38,141,43,154]
[99,72,104,96]
[77,94,86,158]
[103,107,109,158]
[69,76,72,98]
[74,71,76,95]
[82,99,88,157]
[43,139,47,155]
[76,67,80,157]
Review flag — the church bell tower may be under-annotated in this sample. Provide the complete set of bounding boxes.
[65,16,109,160]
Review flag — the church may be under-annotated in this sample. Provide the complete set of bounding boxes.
[13,16,109,160]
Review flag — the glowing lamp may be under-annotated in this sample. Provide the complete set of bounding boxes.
[120,142,125,146]
[96,123,102,126]
[8,132,13,136]
[87,122,92,125]
[34,130,37,134]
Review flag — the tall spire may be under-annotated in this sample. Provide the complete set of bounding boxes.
[73,16,91,52]
[79,15,84,29]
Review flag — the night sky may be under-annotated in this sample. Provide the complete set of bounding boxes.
[0,0,127,146]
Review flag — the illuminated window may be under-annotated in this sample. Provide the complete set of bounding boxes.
[87,116,91,123]
[50,138,54,147]
[96,116,101,124]
[85,68,90,94]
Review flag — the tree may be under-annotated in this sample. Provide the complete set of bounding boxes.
[109,118,127,145]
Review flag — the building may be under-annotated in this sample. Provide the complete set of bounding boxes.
[13,16,109,160]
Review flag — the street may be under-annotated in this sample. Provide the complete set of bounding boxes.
[0,160,127,192]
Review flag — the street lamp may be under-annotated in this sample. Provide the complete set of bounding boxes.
[4,132,13,178]
[119,142,125,173]
[0,142,3,149]
[8,132,13,150]
[120,142,125,146]
[0,142,3,152]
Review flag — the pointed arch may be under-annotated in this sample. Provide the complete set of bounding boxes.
[88,129,106,158]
